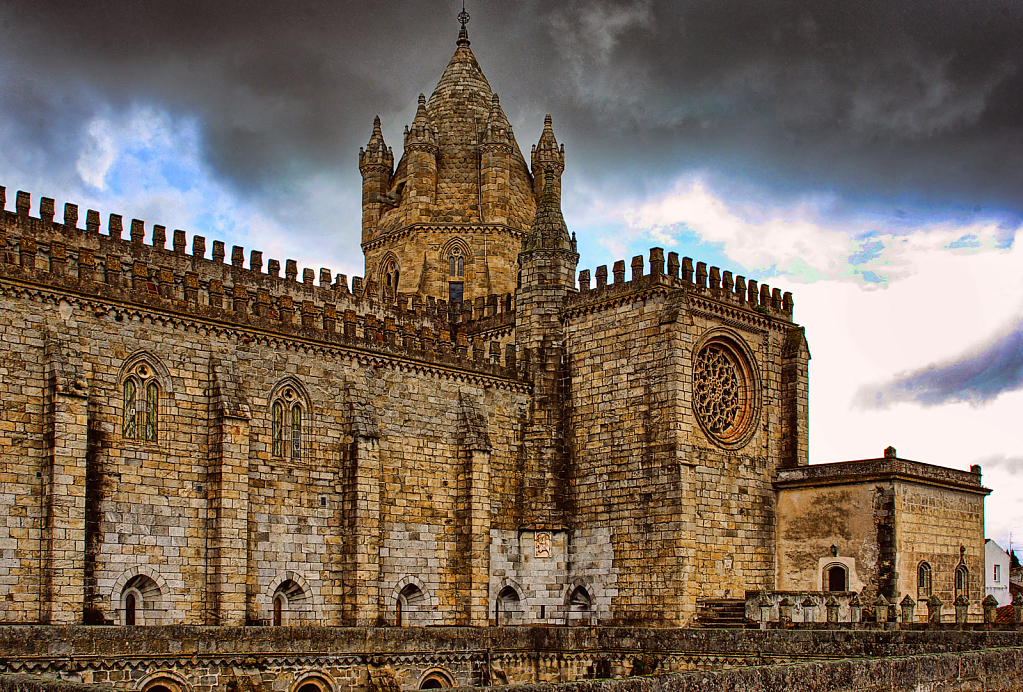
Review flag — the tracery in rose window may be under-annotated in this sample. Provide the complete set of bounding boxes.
[694,344,741,435]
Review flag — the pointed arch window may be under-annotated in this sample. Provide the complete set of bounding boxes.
[917,561,932,599]
[122,363,159,442]
[271,386,303,460]
[448,246,465,278]
[383,258,400,299]
[955,564,969,599]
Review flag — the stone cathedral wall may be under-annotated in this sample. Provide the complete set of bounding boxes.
[563,249,807,626]
[0,187,535,628]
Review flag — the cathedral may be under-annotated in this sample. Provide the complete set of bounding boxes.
[0,18,989,635]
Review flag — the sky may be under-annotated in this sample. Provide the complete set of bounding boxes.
[0,0,1020,552]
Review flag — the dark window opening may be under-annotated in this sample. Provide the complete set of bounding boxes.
[449,282,463,304]
[125,592,136,626]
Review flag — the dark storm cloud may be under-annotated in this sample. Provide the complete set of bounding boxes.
[1,0,1022,216]
[856,315,1023,408]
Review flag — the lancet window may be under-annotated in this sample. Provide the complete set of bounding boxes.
[917,561,932,599]
[448,246,465,278]
[383,258,400,298]
[271,386,303,460]
[122,363,160,442]
[955,564,969,599]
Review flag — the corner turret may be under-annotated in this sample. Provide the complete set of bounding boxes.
[530,114,565,203]
[480,94,514,224]
[515,170,578,530]
[403,94,439,224]
[359,116,394,243]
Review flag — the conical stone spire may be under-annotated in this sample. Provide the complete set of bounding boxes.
[524,171,573,253]
[359,116,393,172]
[531,114,565,177]
[404,94,437,148]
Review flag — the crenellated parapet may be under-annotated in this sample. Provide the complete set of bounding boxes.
[0,186,524,382]
[569,246,795,324]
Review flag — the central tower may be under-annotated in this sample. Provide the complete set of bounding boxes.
[359,19,564,306]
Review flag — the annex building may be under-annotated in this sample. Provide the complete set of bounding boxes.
[0,18,992,639]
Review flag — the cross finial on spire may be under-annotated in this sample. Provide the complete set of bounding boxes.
[456,1,471,46]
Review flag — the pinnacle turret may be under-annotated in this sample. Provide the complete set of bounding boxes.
[483,94,513,147]
[404,94,438,149]
[531,114,565,177]
[523,171,574,253]
[359,116,394,172]
[531,114,565,201]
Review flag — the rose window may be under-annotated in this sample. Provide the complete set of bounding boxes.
[692,336,760,448]
[694,346,741,435]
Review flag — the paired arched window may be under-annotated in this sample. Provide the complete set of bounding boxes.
[955,564,969,599]
[271,386,303,460]
[917,562,932,599]
[383,258,400,299]
[448,245,465,304]
[448,246,465,278]
[122,363,160,442]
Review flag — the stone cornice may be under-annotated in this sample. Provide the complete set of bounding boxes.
[775,458,991,496]
[0,275,530,393]
[362,223,524,253]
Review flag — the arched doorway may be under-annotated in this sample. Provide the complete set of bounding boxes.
[495,585,522,625]
[568,585,592,624]
[418,670,453,689]
[396,583,426,626]
[826,565,847,592]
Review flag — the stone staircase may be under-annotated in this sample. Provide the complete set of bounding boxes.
[692,598,750,628]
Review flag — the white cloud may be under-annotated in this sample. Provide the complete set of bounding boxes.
[590,172,1023,547]
[619,174,1015,285]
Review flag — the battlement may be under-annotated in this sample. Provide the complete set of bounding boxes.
[570,246,795,322]
[0,186,523,381]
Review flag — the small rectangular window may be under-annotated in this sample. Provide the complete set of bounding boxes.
[449,281,463,304]
[994,564,1001,582]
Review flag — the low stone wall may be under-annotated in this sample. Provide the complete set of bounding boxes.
[497,646,1023,692]
[0,675,115,692]
[0,626,1021,692]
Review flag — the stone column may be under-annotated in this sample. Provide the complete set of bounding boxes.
[209,360,251,626]
[459,393,492,626]
[343,393,381,626]
[41,337,89,624]
[345,435,381,625]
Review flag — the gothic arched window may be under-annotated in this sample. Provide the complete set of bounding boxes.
[122,364,159,442]
[383,259,400,298]
[271,387,303,460]
[917,561,932,599]
[955,564,969,599]
[448,246,465,278]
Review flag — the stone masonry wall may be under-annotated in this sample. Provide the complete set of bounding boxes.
[776,483,884,595]
[895,479,986,619]
[0,192,531,627]
[563,251,802,626]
